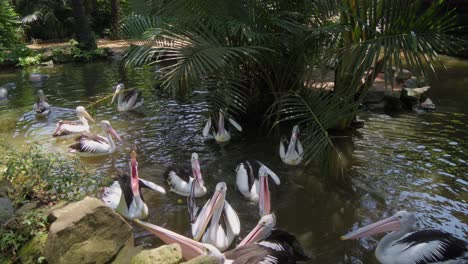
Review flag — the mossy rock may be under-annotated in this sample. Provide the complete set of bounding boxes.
[130,244,182,264]
[18,233,48,264]
[182,256,219,264]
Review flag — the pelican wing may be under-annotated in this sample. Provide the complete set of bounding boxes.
[279,141,286,160]
[235,163,251,197]
[257,162,280,185]
[53,120,85,136]
[228,118,242,132]
[203,119,212,137]
[69,133,110,153]
[102,181,122,209]
[223,201,240,236]
[296,139,304,156]
[139,178,166,194]
[123,90,143,108]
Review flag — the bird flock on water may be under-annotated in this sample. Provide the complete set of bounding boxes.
[6,74,468,263]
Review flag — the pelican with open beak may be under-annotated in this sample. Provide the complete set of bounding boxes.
[102,151,166,220]
[342,211,467,264]
[111,83,143,112]
[236,160,280,216]
[203,110,242,143]
[166,153,207,197]
[134,213,310,263]
[279,125,303,165]
[68,120,122,156]
[190,182,240,251]
[53,106,94,136]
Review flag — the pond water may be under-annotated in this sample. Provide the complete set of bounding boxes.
[0,58,466,263]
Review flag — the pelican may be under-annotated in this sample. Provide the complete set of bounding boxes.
[52,106,94,136]
[0,87,7,100]
[203,110,242,143]
[68,120,122,156]
[166,153,207,197]
[190,182,240,251]
[235,160,280,216]
[111,83,143,112]
[102,151,166,220]
[33,90,51,116]
[341,211,467,264]
[134,214,310,263]
[279,125,303,165]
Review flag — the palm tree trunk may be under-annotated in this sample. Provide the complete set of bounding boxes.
[70,0,96,51]
[110,0,119,33]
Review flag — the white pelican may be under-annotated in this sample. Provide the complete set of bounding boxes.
[279,125,304,165]
[33,90,51,116]
[166,153,207,198]
[52,106,94,136]
[235,160,280,216]
[190,182,240,251]
[134,214,310,263]
[68,120,122,156]
[342,211,467,264]
[111,83,143,112]
[203,110,242,143]
[102,151,166,220]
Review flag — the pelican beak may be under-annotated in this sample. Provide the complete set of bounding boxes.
[83,110,95,123]
[134,220,204,260]
[111,85,120,104]
[191,154,204,188]
[238,214,276,247]
[258,167,270,217]
[341,215,401,240]
[108,126,122,142]
[218,110,225,134]
[130,150,139,196]
[193,187,225,241]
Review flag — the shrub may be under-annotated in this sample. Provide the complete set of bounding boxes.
[0,0,20,49]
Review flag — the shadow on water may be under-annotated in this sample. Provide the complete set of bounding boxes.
[0,59,467,263]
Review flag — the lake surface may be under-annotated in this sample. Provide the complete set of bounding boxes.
[0,58,466,263]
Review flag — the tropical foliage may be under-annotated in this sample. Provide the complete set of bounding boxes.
[118,0,460,163]
[0,0,20,49]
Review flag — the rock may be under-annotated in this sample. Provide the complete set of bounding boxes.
[44,197,133,264]
[366,100,387,110]
[403,76,418,88]
[112,239,142,264]
[28,73,49,83]
[182,256,220,264]
[41,49,54,61]
[0,197,14,224]
[130,244,182,264]
[18,233,47,264]
[15,201,40,215]
[363,89,385,103]
[395,69,412,80]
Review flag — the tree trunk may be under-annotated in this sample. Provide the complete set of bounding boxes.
[70,0,96,51]
[110,0,119,33]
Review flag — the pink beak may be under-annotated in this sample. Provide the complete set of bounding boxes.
[130,151,140,197]
[258,171,270,217]
[193,187,226,241]
[134,219,205,260]
[341,215,401,240]
[238,214,275,247]
[108,126,122,142]
[191,157,204,188]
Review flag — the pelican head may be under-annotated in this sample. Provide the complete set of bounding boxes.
[130,150,140,197]
[238,213,276,247]
[193,182,227,241]
[111,83,125,104]
[258,166,271,217]
[191,153,204,188]
[341,211,415,240]
[38,89,46,101]
[76,106,95,122]
[100,120,122,142]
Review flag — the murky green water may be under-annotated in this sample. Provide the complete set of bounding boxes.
[0,58,466,263]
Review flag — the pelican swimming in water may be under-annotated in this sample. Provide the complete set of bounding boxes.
[190,182,240,251]
[68,120,122,156]
[166,153,207,197]
[53,106,94,136]
[102,151,166,220]
[134,213,310,263]
[33,90,51,116]
[279,125,303,165]
[203,110,242,143]
[342,211,467,264]
[111,83,143,112]
[235,160,280,216]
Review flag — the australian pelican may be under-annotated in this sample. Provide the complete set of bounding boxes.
[166,153,207,197]
[111,83,143,112]
[203,110,242,143]
[68,120,122,156]
[342,211,467,264]
[134,214,310,263]
[279,125,303,165]
[102,151,166,220]
[52,106,94,136]
[236,160,280,216]
[33,90,51,116]
[190,182,240,251]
